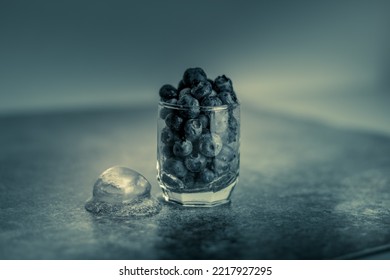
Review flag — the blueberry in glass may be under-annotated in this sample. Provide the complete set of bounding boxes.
[159,98,178,120]
[212,158,230,176]
[184,118,203,141]
[198,168,215,184]
[177,93,200,119]
[173,139,193,157]
[201,95,223,107]
[198,133,223,158]
[157,67,240,206]
[219,91,238,106]
[160,127,177,144]
[163,158,188,179]
[191,80,212,100]
[165,113,184,132]
[197,114,209,132]
[184,152,207,173]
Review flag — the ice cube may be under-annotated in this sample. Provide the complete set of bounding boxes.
[85,166,161,217]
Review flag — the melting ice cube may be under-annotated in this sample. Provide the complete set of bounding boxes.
[85,166,161,217]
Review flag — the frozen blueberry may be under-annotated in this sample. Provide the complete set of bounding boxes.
[177,93,200,119]
[178,88,192,100]
[229,115,238,131]
[177,79,186,92]
[198,168,215,183]
[201,95,223,107]
[216,145,236,162]
[159,98,178,119]
[191,80,212,100]
[159,84,178,101]
[227,130,237,143]
[165,113,184,131]
[228,115,239,143]
[162,144,174,158]
[184,118,202,141]
[182,172,196,189]
[212,158,230,175]
[173,139,193,157]
[219,91,238,105]
[184,153,207,172]
[214,75,233,93]
[198,133,223,157]
[163,158,188,179]
[160,127,177,144]
[197,114,209,132]
[183,67,208,87]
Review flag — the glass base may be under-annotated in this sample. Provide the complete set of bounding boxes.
[159,178,237,207]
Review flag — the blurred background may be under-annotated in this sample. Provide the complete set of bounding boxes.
[1,0,389,134]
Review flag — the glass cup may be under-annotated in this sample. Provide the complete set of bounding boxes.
[157,101,240,207]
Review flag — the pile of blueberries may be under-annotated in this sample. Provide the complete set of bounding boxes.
[158,67,239,191]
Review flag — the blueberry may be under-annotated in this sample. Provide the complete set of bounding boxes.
[177,93,200,119]
[165,113,184,131]
[214,75,233,93]
[182,172,196,189]
[159,84,178,101]
[160,127,177,144]
[162,144,174,158]
[216,145,236,162]
[227,129,237,143]
[212,158,230,175]
[198,168,215,183]
[184,118,203,141]
[218,91,238,105]
[228,115,239,143]
[190,139,200,154]
[191,80,212,100]
[184,153,207,172]
[178,88,192,100]
[230,157,240,172]
[163,158,188,179]
[206,156,213,167]
[197,114,209,132]
[173,139,193,157]
[201,95,223,107]
[183,67,208,87]
[177,79,186,92]
[159,98,178,119]
[229,115,238,131]
[198,133,223,157]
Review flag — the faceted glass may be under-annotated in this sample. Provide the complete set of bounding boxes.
[157,101,240,207]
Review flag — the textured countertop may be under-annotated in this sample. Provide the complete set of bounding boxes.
[0,105,389,259]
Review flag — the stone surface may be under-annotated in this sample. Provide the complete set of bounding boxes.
[0,105,389,259]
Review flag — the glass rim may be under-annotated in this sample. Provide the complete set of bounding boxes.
[158,100,240,111]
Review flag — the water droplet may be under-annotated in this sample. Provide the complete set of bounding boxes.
[85,166,161,217]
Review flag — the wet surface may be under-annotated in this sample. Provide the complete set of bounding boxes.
[85,166,161,217]
[0,105,389,259]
